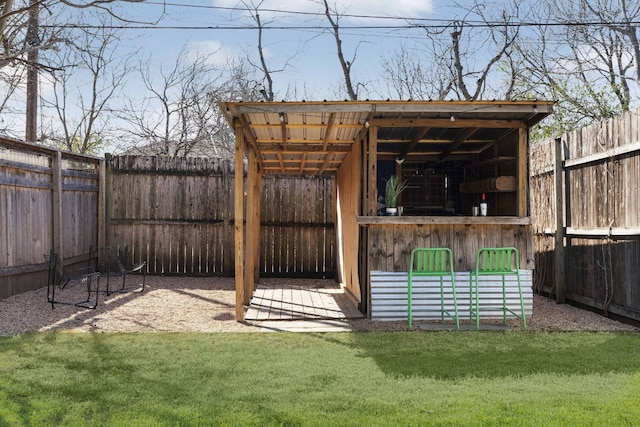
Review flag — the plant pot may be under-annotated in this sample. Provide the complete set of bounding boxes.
[385,207,398,216]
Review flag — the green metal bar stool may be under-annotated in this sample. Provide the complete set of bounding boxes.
[469,247,527,330]
[408,248,459,330]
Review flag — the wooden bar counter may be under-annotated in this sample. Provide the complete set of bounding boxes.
[357,216,534,272]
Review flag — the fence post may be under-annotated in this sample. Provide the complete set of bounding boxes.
[51,150,63,260]
[97,158,106,259]
[554,137,566,303]
[104,153,113,250]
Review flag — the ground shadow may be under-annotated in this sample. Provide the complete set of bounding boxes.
[344,330,640,380]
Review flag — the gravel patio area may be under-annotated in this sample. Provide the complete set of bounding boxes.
[1,276,638,336]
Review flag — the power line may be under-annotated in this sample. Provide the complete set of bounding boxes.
[39,20,640,31]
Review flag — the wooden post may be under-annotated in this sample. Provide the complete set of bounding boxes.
[554,137,566,303]
[97,158,106,264]
[104,154,113,250]
[234,121,246,321]
[222,159,233,275]
[51,151,63,260]
[254,164,262,283]
[367,125,378,216]
[517,128,528,216]
[244,147,260,303]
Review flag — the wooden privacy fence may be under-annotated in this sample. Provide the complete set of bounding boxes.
[531,109,640,323]
[0,137,103,299]
[108,155,336,278]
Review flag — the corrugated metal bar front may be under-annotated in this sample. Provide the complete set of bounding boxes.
[370,270,533,321]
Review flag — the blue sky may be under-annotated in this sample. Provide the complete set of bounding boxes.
[119,0,458,100]
[3,0,532,148]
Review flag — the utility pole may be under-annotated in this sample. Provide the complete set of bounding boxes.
[0,1,15,43]
[25,0,38,142]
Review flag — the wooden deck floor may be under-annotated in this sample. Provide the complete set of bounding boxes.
[245,280,363,321]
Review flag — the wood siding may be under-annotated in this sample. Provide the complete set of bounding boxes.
[0,138,101,299]
[365,223,534,273]
[531,109,640,322]
[109,156,336,278]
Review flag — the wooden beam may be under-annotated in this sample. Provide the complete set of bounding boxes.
[280,113,288,150]
[319,153,334,174]
[299,152,307,174]
[251,122,360,129]
[277,152,284,173]
[375,118,526,129]
[565,227,640,237]
[397,126,430,161]
[367,125,378,215]
[564,140,640,168]
[259,143,352,152]
[439,127,479,161]
[230,100,552,116]
[322,113,336,151]
[234,121,246,321]
[238,114,261,161]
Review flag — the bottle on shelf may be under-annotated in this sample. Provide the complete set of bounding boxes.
[480,193,488,216]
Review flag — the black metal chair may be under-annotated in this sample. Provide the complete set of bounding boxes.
[44,250,100,309]
[91,244,146,295]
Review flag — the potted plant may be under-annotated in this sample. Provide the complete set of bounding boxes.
[384,175,408,215]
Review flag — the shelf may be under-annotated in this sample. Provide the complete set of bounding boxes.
[356,216,531,225]
[459,176,516,193]
[467,156,516,168]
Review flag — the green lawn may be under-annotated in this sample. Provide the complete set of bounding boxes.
[1,331,639,426]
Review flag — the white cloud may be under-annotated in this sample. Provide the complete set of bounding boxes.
[212,0,433,22]
[185,40,241,66]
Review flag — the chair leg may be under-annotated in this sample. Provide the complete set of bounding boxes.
[439,276,445,323]
[474,274,480,330]
[407,276,413,331]
[451,272,459,330]
[517,270,527,330]
[502,275,508,325]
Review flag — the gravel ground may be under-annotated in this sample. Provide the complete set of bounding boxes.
[1,276,638,336]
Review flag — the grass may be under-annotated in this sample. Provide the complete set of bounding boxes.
[1,331,639,426]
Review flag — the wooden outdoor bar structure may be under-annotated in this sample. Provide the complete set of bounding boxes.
[220,100,553,320]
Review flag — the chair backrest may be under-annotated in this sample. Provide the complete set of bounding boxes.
[44,250,65,287]
[475,247,519,273]
[409,248,454,276]
[107,244,129,273]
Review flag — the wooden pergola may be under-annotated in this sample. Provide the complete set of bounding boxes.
[219,100,553,320]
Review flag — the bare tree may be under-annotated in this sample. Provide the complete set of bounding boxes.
[239,1,301,101]
[381,44,453,100]
[117,49,260,158]
[322,0,360,100]
[381,1,523,101]
[580,0,640,82]
[0,0,161,69]
[38,16,133,154]
[518,0,640,135]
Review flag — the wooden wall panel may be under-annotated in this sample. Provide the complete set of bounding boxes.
[109,156,336,278]
[531,109,640,323]
[0,139,100,298]
[366,223,534,273]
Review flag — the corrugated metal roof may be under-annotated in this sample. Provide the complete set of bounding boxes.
[219,100,553,175]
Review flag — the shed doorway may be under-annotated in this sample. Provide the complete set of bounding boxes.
[245,279,363,321]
